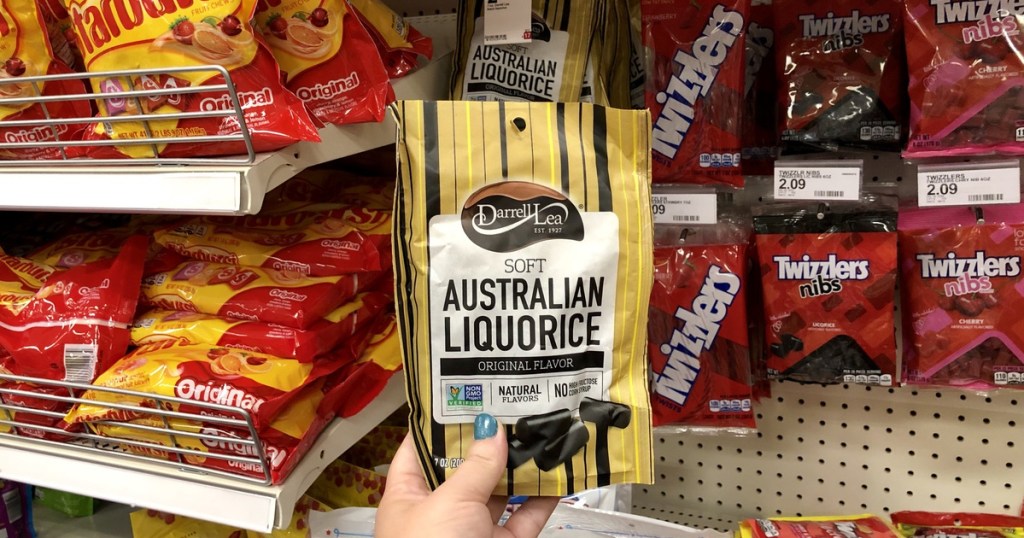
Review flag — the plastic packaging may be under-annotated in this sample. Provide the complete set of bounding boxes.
[742,0,778,176]
[254,0,395,125]
[642,0,749,186]
[892,511,1024,538]
[775,0,905,153]
[904,1,1024,157]
[33,488,97,518]
[741,515,900,538]
[348,0,433,78]
[754,196,899,385]
[0,481,32,538]
[900,204,1024,390]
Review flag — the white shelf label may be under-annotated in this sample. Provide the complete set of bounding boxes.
[484,0,531,45]
[652,193,717,225]
[774,166,861,201]
[918,165,1021,207]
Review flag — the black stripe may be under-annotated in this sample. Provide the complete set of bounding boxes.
[423,102,442,222]
[595,425,611,487]
[560,0,571,30]
[577,106,588,209]
[593,106,612,212]
[499,101,508,179]
[557,103,569,195]
[506,424,516,496]
[420,101,447,478]
[564,458,575,495]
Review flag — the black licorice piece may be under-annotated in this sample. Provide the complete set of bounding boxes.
[508,438,543,469]
[579,398,631,429]
[535,421,590,472]
[514,409,573,444]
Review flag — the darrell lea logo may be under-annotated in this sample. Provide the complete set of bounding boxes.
[461,182,584,252]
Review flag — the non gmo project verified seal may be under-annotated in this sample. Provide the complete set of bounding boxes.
[446,384,484,411]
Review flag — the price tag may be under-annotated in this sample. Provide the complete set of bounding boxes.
[651,193,717,225]
[773,165,861,201]
[918,164,1021,207]
[484,0,532,45]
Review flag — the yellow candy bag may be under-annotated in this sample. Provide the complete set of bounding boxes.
[395,101,654,496]
[130,509,245,538]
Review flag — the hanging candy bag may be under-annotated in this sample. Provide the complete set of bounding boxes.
[348,0,433,78]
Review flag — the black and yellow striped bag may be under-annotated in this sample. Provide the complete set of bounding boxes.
[393,100,654,496]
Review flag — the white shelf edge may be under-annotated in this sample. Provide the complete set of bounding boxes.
[0,13,455,216]
[0,375,406,533]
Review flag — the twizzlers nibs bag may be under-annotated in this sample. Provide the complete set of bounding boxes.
[0,1,91,160]
[900,205,1024,390]
[395,101,654,496]
[65,0,320,159]
[775,0,905,152]
[254,0,395,125]
[649,225,756,432]
[754,198,899,385]
[904,0,1024,157]
[642,0,749,187]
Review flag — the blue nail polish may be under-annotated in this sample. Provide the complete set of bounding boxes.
[474,413,498,440]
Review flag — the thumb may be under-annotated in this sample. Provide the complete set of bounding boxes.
[434,413,508,504]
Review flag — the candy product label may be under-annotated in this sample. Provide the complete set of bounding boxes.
[395,101,654,496]
[775,0,905,152]
[755,209,898,385]
[642,0,749,186]
[900,204,1024,389]
[649,242,755,430]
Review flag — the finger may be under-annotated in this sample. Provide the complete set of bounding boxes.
[487,496,509,525]
[378,433,431,506]
[434,418,508,504]
[501,496,560,538]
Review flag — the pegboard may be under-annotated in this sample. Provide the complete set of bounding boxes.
[633,381,1024,531]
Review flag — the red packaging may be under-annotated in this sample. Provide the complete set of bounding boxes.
[254,0,395,125]
[742,0,778,175]
[754,204,898,385]
[321,311,401,418]
[139,260,383,329]
[0,235,148,382]
[649,240,755,431]
[64,0,321,159]
[131,289,392,362]
[774,0,905,152]
[892,512,1024,538]
[152,206,393,276]
[348,0,433,78]
[742,515,900,538]
[642,0,749,186]
[0,0,91,161]
[904,1,1024,157]
[900,204,1024,390]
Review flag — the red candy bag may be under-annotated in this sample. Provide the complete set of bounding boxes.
[65,0,320,159]
[649,219,755,432]
[892,511,1024,538]
[348,0,433,78]
[900,204,1024,390]
[642,0,749,186]
[254,0,395,125]
[904,1,1024,157]
[0,236,148,382]
[742,0,778,175]
[0,0,91,160]
[754,198,899,385]
[775,0,905,152]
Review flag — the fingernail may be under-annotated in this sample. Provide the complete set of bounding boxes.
[474,413,498,440]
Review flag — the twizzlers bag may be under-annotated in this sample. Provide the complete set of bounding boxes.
[0,1,90,160]
[649,223,755,431]
[642,0,749,187]
[65,0,320,159]
[904,0,1024,157]
[775,0,905,152]
[254,0,395,125]
[754,199,898,385]
[900,205,1024,390]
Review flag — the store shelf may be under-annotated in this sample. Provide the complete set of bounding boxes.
[0,13,456,216]
[0,375,405,533]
